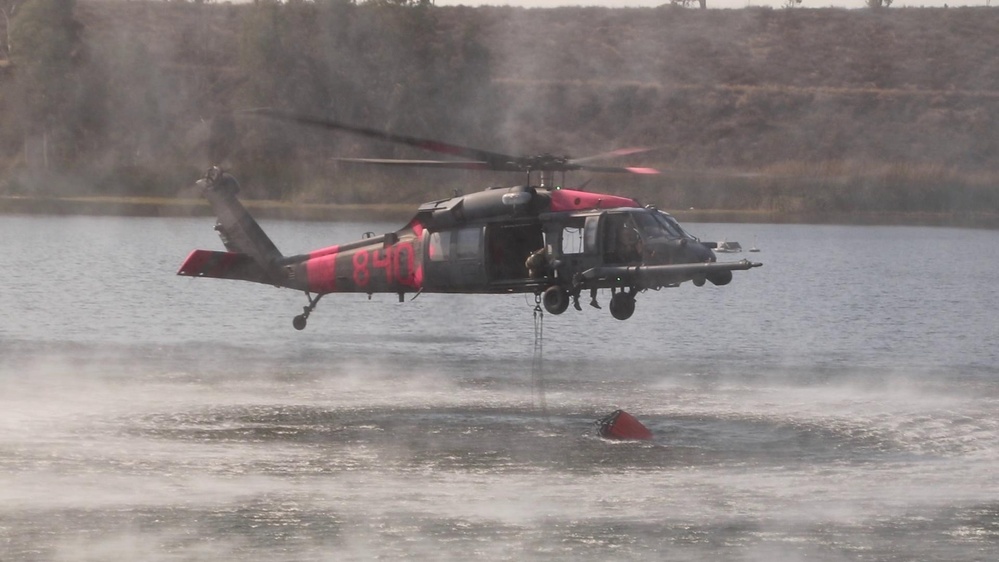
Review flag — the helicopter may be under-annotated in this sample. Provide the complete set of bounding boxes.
[178,110,762,329]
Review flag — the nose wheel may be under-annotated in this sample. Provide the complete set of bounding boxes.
[293,292,323,330]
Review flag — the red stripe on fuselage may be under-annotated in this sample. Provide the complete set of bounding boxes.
[305,253,338,293]
[549,189,640,212]
[409,221,425,289]
[305,245,342,293]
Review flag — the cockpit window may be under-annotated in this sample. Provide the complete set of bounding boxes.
[655,211,696,240]
[632,212,666,240]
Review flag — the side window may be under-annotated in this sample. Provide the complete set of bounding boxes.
[455,226,482,259]
[428,231,451,262]
[429,227,483,261]
[562,226,584,255]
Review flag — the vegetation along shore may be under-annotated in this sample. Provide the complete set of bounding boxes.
[4,194,996,229]
[1,1,997,226]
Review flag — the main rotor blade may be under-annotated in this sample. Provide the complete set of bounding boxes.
[250,109,661,174]
[655,168,773,179]
[334,158,492,170]
[250,108,517,166]
[571,146,661,164]
[576,164,661,175]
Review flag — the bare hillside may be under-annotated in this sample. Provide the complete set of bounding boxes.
[2,2,996,216]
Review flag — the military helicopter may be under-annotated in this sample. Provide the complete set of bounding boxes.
[178,110,762,329]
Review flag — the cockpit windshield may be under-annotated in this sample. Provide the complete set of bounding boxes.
[631,212,667,241]
[604,209,698,251]
[654,211,697,241]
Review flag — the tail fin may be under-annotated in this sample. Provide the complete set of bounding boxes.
[199,167,283,273]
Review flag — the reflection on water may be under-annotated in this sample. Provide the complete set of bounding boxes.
[2,216,999,560]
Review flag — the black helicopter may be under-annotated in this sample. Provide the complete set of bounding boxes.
[178,110,762,329]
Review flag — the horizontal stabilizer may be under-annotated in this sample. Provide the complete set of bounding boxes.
[177,250,274,285]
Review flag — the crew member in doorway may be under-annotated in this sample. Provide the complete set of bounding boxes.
[618,226,643,263]
[525,247,548,279]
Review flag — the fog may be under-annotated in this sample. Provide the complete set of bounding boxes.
[3,2,999,558]
[5,335,999,560]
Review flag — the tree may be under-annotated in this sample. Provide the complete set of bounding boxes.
[867,0,893,7]
[9,0,80,87]
[670,0,707,8]
[9,0,86,167]
[0,0,23,60]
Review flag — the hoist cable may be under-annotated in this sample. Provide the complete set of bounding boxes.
[531,301,550,426]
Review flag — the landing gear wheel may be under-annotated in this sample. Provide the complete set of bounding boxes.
[292,292,323,331]
[542,285,570,315]
[609,292,636,321]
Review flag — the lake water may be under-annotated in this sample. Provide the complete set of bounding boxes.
[2,214,999,561]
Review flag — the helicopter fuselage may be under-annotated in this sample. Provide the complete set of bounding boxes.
[178,172,761,327]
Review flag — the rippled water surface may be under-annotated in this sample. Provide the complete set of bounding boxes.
[2,215,999,561]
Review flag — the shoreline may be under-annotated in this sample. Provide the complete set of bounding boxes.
[2,195,997,229]
[0,195,415,223]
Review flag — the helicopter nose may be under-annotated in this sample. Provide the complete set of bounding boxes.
[697,242,717,262]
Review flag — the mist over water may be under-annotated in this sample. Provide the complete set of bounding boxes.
[3,216,999,560]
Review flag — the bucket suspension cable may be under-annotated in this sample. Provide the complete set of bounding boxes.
[531,296,550,425]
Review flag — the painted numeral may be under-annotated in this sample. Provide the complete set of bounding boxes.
[352,250,370,287]
[372,248,393,284]
[349,241,419,290]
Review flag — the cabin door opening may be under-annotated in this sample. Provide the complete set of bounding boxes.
[485,222,544,282]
